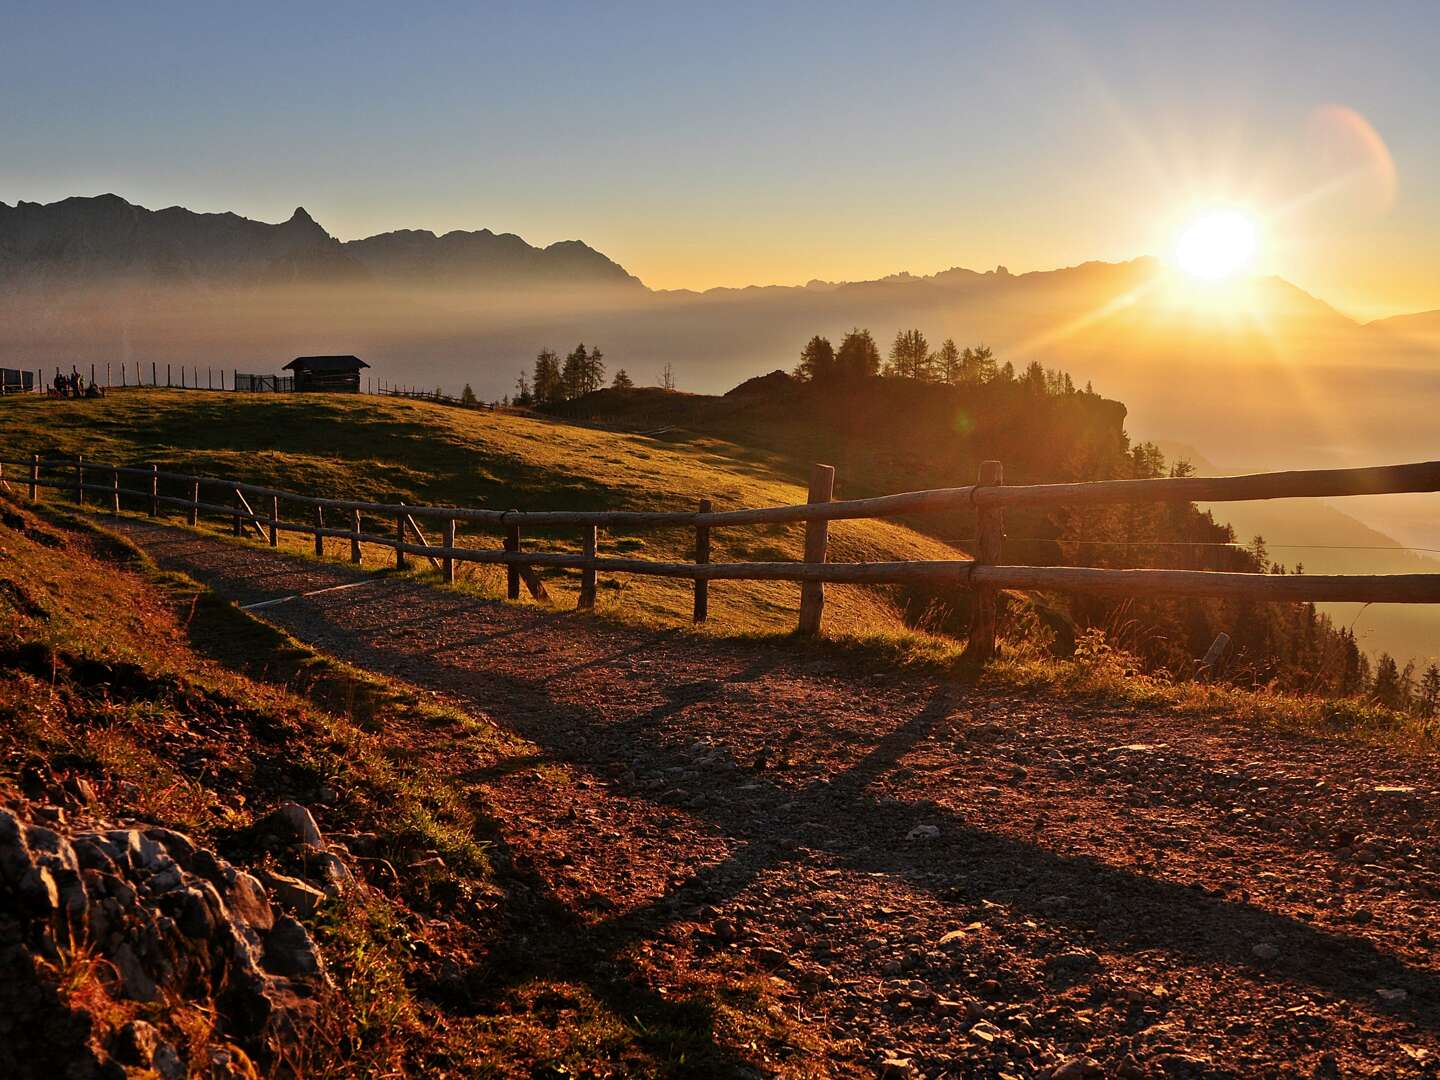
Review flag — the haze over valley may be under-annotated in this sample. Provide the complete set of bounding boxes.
[7,193,1440,619]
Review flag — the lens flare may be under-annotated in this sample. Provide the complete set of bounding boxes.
[1174,209,1259,280]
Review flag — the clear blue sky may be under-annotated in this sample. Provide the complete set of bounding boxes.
[3,1,1437,313]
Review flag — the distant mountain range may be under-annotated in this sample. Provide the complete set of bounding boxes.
[3,191,1439,482]
[0,194,642,290]
[5,191,1440,663]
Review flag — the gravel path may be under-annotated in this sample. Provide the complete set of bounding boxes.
[113,518,1440,1078]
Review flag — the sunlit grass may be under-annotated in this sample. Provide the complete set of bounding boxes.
[0,389,963,637]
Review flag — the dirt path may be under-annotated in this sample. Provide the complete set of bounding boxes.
[112,518,1440,1078]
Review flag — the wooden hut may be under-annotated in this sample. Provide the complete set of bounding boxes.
[283,355,369,393]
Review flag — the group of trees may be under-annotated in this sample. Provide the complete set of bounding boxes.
[1370,653,1440,715]
[511,344,667,406]
[793,328,1087,397]
[524,343,607,406]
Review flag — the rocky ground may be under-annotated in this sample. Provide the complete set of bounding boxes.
[98,516,1440,1079]
[0,782,347,1078]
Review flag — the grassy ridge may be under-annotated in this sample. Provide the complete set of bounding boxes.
[0,389,964,636]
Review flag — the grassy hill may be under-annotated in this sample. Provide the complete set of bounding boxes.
[0,389,963,638]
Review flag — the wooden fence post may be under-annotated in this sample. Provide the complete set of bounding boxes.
[269,496,279,547]
[443,518,456,583]
[75,455,85,506]
[29,454,39,501]
[233,490,243,536]
[694,498,712,623]
[505,521,521,600]
[578,525,597,609]
[963,460,1004,662]
[188,479,200,526]
[149,465,159,516]
[395,509,407,569]
[314,505,325,557]
[797,463,835,635]
[351,509,362,564]
[111,467,120,515]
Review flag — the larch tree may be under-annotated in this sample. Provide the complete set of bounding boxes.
[886,329,932,380]
[561,343,589,399]
[584,347,606,393]
[936,339,962,384]
[532,349,564,404]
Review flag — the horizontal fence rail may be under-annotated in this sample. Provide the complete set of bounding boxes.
[6,451,1440,654]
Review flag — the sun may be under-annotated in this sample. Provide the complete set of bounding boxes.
[1174,209,1260,280]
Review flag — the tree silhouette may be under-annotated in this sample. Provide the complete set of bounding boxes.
[1421,663,1440,717]
[959,344,996,384]
[886,329,932,380]
[794,335,836,383]
[611,368,633,390]
[835,328,881,380]
[460,383,478,405]
[562,344,588,398]
[514,370,532,406]
[936,339,962,383]
[585,347,606,392]
[533,349,564,405]
[1372,652,1404,708]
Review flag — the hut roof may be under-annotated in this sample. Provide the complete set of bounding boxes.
[283,355,369,371]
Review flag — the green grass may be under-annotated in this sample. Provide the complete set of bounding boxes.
[0,388,963,637]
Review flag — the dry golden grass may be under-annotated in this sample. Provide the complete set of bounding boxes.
[0,389,963,637]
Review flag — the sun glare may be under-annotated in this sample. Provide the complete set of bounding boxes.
[1174,209,1259,280]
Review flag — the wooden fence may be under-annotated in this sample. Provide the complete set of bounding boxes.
[379,385,497,410]
[6,452,1440,657]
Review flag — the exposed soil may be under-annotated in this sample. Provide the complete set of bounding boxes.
[111,518,1440,1078]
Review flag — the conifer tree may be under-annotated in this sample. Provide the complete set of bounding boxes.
[533,349,564,404]
[835,328,881,380]
[886,329,931,379]
[561,343,588,399]
[794,335,836,383]
[936,339,962,383]
[584,347,606,393]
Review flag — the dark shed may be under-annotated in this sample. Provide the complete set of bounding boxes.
[283,355,369,393]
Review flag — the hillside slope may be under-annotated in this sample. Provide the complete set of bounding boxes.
[0,389,962,638]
